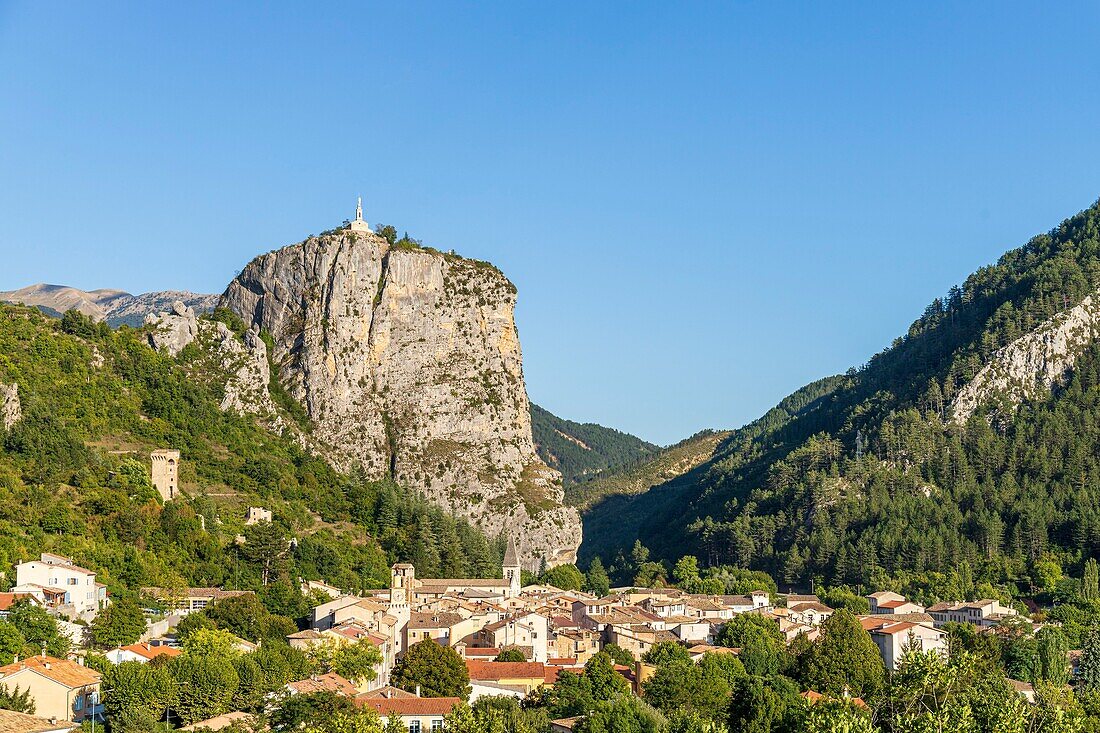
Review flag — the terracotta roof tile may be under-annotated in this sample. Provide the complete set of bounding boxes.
[0,655,100,688]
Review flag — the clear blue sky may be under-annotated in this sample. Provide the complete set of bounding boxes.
[2,3,1099,445]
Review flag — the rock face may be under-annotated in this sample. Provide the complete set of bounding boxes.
[220,230,581,568]
[145,303,280,425]
[1,383,20,431]
[211,322,281,423]
[144,301,200,356]
[951,292,1100,424]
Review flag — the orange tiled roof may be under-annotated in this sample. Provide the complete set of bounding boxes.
[119,643,180,660]
[287,672,358,696]
[0,655,100,689]
[466,660,546,681]
[357,696,462,716]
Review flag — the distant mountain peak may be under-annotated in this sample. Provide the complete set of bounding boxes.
[0,283,218,327]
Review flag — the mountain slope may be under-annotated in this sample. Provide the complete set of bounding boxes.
[0,283,217,327]
[0,303,505,599]
[589,199,1100,598]
[530,403,659,485]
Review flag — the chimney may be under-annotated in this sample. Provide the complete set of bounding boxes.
[415,685,421,697]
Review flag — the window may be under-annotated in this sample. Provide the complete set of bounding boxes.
[408,722,421,733]
[68,578,78,585]
[431,720,443,732]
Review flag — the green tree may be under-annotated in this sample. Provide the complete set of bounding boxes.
[540,564,585,591]
[575,695,666,733]
[90,597,147,648]
[1037,626,1070,684]
[108,706,160,733]
[727,675,804,733]
[271,690,360,732]
[802,610,885,699]
[171,653,240,724]
[584,652,629,701]
[495,648,526,662]
[0,622,25,665]
[0,684,35,714]
[715,614,786,677]
[602,643,635,666]
[103,660,177,725]
[642,641,692,667]
[803,699,873,733]
[586,557,611,597]
[183,627,240,658]
[1078,626,1100,691]
[1084,559,1100,602]
[333,639,383,685]
[391,640,470,698]
[241,520,289,585]
[7,600,69,658]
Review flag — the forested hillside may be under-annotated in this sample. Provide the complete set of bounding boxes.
[586,199,1100,603]
[0,305,504,605]
[530,403,658,485]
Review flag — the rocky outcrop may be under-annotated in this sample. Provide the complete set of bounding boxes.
[144,301,200,356]
[220,230,581,567]
[951,292,1100,424]
[107,291,218,328]
[145,304,281,426]
[211,322,282,424]
[1,383,20,431]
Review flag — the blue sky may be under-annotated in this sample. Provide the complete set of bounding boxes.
[1,3,1099,444]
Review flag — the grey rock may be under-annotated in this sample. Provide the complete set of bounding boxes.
[220,230,581,568]
[951,291,1100,424]
[145,304,199,356]
[1,383,20,431]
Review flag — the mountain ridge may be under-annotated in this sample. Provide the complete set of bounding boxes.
[582,199,1100,600]
[0,283,218,327]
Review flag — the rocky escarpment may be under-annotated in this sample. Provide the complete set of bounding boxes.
[1,383,20,431]
[220,230,581,568]
[145,301,282,426]
[951,291,1100,424]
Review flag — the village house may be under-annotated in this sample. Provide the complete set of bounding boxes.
[104,642,181,665]
[179,712,255,732]
[861,617,948,670]
[926,599,1019,628]
[14,554,108,619]
[0,655,102,724]
[140,586,254,615]
[286,672,359,697]
[0,707,79,733]
[357,687,460,732]
[0,591,42,617]
[474,611,550,662]
[787,601,834,627]
[466,660,548,700]
[868,591,926,615]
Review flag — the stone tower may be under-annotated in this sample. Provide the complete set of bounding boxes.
[150,449,180,502]
[390,562,415,607]
[503,535,521,597]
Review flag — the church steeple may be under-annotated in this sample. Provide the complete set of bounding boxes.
[349,196,372,233]
[503,535,521,596]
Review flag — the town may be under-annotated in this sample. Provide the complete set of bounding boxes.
[0,451,1051,733]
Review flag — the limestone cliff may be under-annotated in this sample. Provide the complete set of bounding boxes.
[1,383,20,431]
[220,230,581,568]
[951,291,1100,424]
